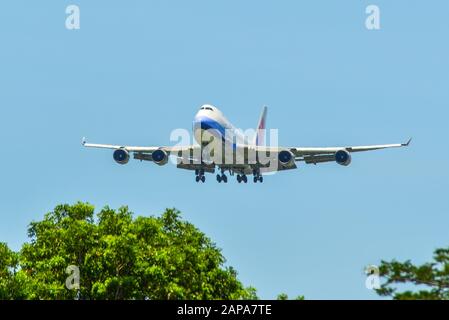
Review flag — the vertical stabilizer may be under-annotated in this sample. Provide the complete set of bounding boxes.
[254,106,268,146]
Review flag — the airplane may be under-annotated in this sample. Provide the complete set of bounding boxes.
[83,104,411,183]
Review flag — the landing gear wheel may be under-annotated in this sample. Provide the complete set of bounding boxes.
[242,175,247,183]
[221,174,228,183]
[201,175,205,183]
[253,176,258,183]
[259,176,263,183]
[195,176,200,182]
[216,174,222,183]
[237,175,241,183]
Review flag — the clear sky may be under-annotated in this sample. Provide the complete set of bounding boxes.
[1,0,448,299]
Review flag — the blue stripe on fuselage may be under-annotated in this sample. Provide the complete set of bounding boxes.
[196,116,226,137]
[194,116,236,150]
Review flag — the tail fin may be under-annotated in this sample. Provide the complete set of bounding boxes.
[254,106,268,146]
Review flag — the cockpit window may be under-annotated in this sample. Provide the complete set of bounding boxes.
[205,107,213,111]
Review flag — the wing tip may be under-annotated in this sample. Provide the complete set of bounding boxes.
[402,137,412,147]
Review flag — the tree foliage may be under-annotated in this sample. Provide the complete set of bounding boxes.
[1,202,258,300]
[0,243,17,298]
[276,293,304,300]
[376,248,449,300]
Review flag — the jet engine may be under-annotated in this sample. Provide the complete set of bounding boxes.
[113,149,130,165]
[278,150,295,167]
[335,150,351,166]
[152,149,169,166]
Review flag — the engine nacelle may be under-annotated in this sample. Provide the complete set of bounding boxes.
[152,149,169,166]
[335,150,351,166]
[278,150,295,167]
[113,149,129,165]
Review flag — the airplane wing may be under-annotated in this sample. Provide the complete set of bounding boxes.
[82,137,201,167]
[290,138,412,157]
[253,138,411,170]
[83,142,158,153]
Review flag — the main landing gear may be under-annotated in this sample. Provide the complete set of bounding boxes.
[216,174,228,183]
[236,174,248,183]
[195,169,206,183]
[252,169,263,183]
[195,168,263,184]
[216,169,228,183]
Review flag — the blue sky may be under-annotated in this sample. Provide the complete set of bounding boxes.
[1,0,448,299]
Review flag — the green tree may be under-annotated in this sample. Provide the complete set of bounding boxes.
[276,293,288,300]
[14,202,256,300]
[376,248,449,300]
[0,242,29,299]
[276,293,304,300]
[0,242,16,299]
